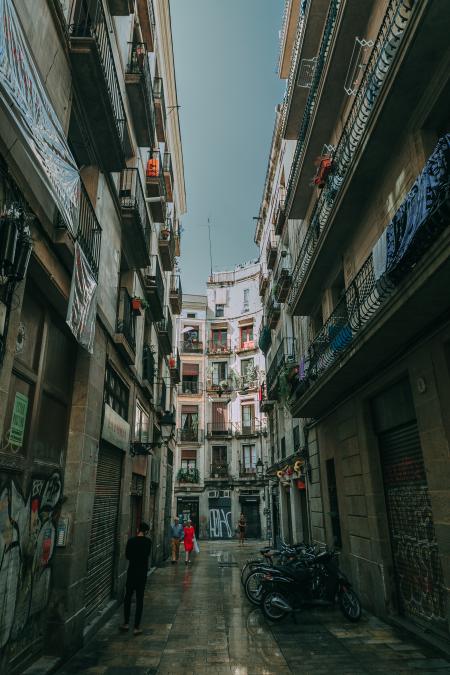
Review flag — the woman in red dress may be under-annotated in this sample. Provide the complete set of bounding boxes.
[183,520,195,565]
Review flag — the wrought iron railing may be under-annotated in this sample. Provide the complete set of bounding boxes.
[69,0,126,150]
[285,0,341,215]
[210,463,229,478]
[143,344,155,383]
[178,427,201,443]
[280,0,311,133]
[288,0,417,310]
[170,272,182,301]
[146,254,164,307]
[181,380,202,395]
[181,339,203,353]
[158,218,175,256]
[155,308,173,352]
[119,168,150,236]
[153,76,167,125]
[207,338,232,354]
[266,337,297,393]
[177,467,200,484]
[207,423,233,437]
[116,287,136,351]
[75,182,102,279]
[163,152,173,183]
[258,325,272,354]
[239,462,257,478]
[126,41,155,140]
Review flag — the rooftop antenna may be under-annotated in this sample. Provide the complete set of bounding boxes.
[208,217,213,277]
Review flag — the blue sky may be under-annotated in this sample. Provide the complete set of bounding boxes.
[170,0,285,294]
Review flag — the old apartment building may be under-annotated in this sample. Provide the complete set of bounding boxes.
[173,264,270,541]
[257,0,450,639]
[0,0,185,671]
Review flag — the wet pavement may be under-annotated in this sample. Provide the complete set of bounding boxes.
[56,541,450,674]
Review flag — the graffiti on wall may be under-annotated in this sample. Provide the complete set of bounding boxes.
[0,472,62,649]
[209,498,232,539]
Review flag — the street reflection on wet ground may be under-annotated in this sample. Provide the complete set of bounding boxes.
[56,541,450,674]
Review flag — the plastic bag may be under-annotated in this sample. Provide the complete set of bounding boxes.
[193,537,200,554]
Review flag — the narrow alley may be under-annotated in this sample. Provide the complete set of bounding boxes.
[52,542,450,675]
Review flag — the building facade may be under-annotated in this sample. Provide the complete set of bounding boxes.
[0,0,185,671]
[257,0,450,640]
[174,264,270,541]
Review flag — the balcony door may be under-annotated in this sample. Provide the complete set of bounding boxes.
[181,405,198,442]
[212,401,228,432]
[241,404,255,434]
[212,446,227,474]
[240,324,254,348]
[211,329,227,351]
[242,444,256,473]
[182,362,199,394]
[212,361,227,387]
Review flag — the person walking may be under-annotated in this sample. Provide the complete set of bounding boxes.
[183,519,195,565]
[170,516,184,564]
[120,522,152,635]
[238,512,246,546]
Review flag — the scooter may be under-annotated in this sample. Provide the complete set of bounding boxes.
[260,549,361,622]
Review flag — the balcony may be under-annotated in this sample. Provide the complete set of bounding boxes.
[153,77,167,142]
[239,463,257,479]
[180,380,203,396]
[163,152,174,203]
[285,0,376,220]
[155,377,167,414]
[114,288,136,364]
[235,339,256,354]
[69,0,129,170]
[118,168,151,269]
[181,339,203,354]
[142,344,155,398]
[259,268,269,297]
[235,421,261,438]
[174,219,181,257]
[157,219,175,271]
[176,468,200,484]
[137,0,155,52]
[206,338,232,355]
[125,42,155,147]
[258,325,272,355]
[266,337,297,396]
[267,295,281,329]
[266,232,278,270]
[107,0,133,15]
[143,255,164,321]
[168,350,180,384]
[55,180,102,279]
[209,463,230,479]
[238,376,259,393]
[287,0,422,315]
[207,423,233,439]
[177,428,203,443]
[169,274,182,314]
[145,149,166,221]
[289,141,450,417]
[206,378,233,395]
[273,253,292,303]
[274,189,286,236]
[155,308,173,355]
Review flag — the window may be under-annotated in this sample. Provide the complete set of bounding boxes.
[293,424,300,450]
[181,458,197,471]
[211,328,228,351]
[135,402,149,442]
[241,404,255,433]
[243,288,249,312]
[187,312,196,318]
[280,436,286,459]
[105,364,129,420]
[212,361,227,386]
[240,324,254,348]
[183,326,201,352]
[182,363,199,394]
[215,304,225,318]
[212,446,228,475]
[241,358,254,378]
[242,444,256,473]
[181,405,199,441]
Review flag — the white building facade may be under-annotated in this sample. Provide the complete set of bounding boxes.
[174,264,270,540]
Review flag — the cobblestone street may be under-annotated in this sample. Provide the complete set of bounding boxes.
[55,542,450,675]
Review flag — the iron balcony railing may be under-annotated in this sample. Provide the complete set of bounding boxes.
[155,308,173,353]
[69,0,126,151]
[177,427,203,443]
[116,287,136,352]
[180,380,202,395]
[266,337,297,393]
[146,149,167,198]
[170,273,182,296]
[266,231,279,269]
[177,468,200,484]
[235,421,259,436]
[239,462,257,478]
[238,376,259,392]
[163,152,174,201]
[156,377,166,410]
[210,463,229,478]
[158,217,175,258]
[146,254,164,308]
[280,0,311,134]
[258,325,272,354]
[267,295,281,328]
[207,377,233,393]
[142,344,155,384]
[126,41,155,140]
[119,168,150,236]
[207,338,232,354]
[207,423,233,438]
[288,0,417,310]
[181,339,203,353]
[153,76,167,121]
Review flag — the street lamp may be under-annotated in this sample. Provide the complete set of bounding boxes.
[130,410,176,456]
[256,457,264,479]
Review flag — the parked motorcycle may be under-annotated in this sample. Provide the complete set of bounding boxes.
[260,549,361,622]
[241,542,311,588]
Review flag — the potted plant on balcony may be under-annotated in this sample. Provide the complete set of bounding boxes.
[130,296,148,316]
[313,155,333,189]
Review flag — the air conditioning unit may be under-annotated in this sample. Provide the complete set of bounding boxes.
[221,490,231,498]
[208,490,219,498]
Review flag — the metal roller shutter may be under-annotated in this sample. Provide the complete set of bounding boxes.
[380,422,446,630]
[84,445,123,620]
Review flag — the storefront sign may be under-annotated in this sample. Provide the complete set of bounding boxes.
[102,403,130,451]
[7,392,28,448]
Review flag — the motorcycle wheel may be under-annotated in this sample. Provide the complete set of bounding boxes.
[241,559,262,587]
[261,591,288,622]
[244,571,264,605]
[339,587,361,622]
